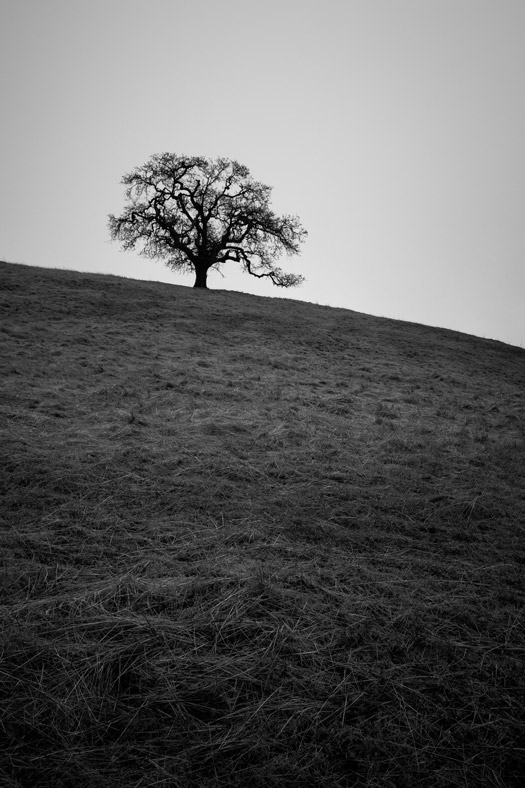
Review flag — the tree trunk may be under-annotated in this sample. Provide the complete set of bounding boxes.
[193,266,208,288]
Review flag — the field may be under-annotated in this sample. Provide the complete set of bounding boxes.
[1,260,524,787]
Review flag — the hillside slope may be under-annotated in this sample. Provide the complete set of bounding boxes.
[1,260,524,788]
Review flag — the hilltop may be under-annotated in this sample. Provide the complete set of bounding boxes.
[1,260,524,787]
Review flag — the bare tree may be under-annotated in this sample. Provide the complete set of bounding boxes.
[108,154,307,289]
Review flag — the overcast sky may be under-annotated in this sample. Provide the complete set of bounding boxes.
[1,0,524,347]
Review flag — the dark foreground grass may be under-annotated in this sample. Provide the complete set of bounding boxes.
[1,260,524,787]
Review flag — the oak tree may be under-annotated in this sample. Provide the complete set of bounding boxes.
[108,153,307,289]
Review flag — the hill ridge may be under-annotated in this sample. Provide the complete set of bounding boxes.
[3,258,524,350]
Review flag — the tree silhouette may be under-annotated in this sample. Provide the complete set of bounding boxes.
[108,154,307,289]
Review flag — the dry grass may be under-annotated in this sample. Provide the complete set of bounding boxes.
[1,260,524,787]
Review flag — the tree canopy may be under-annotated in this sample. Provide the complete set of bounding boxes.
[108,154,307,289]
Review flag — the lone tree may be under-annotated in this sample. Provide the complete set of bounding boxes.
[108,153,307,289]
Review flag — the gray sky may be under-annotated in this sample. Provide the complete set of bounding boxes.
[1,0,524,347]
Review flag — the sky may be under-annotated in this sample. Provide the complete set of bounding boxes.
[1,0,524,347]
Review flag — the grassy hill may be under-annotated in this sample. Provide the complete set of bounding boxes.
[1,260,524,787]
